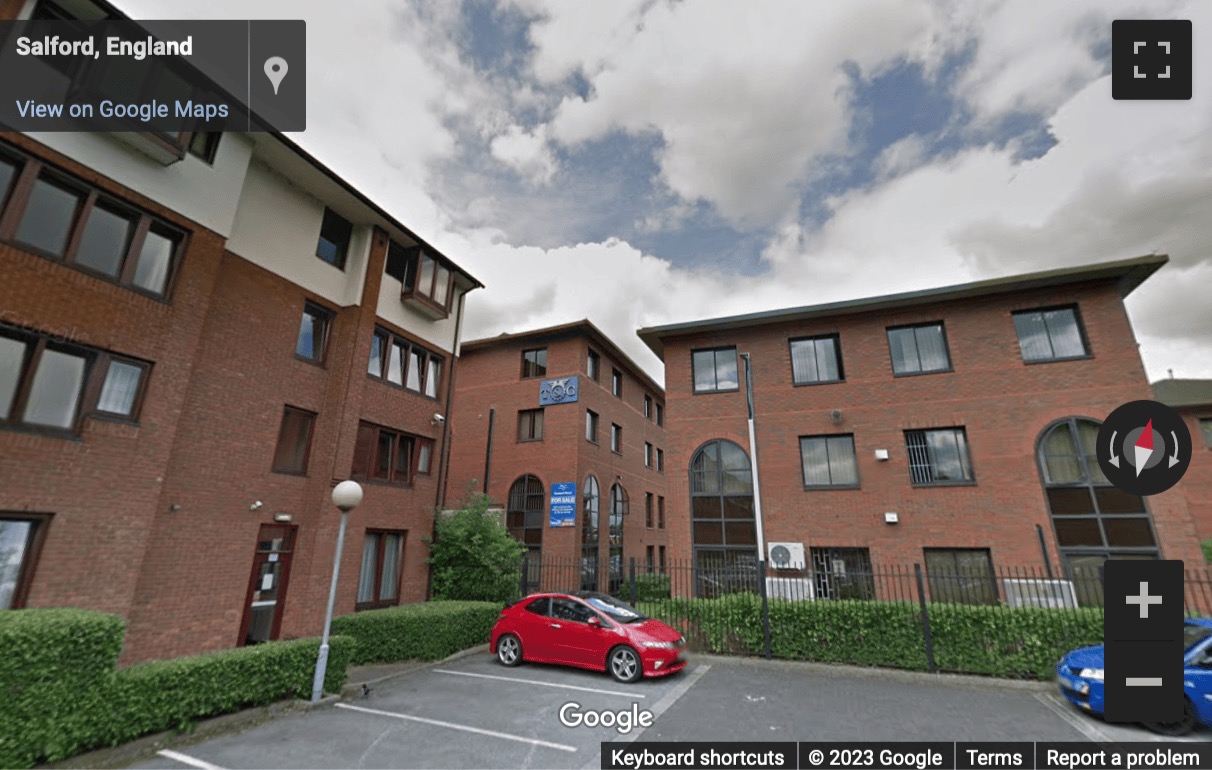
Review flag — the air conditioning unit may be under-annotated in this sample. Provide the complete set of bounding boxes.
[1003,578,1078,609]
[766,577,815,601]
[767,542,806,570]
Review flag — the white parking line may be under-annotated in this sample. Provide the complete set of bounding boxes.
[1034,692,1204,744]
[156,749,226,770]
[433,668,645,698]
[335,702,578,753]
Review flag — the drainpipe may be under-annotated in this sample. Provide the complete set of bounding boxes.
[741,353,767,560]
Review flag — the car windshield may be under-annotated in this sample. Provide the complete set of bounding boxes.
[1184,622,1212,652]
[579,592,647,623]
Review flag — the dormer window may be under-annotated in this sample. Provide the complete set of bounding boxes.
[386,240,454,319]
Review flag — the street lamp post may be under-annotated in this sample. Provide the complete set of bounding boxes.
[311,480,363,703]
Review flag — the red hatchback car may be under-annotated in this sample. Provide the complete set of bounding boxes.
[490,591,688,683]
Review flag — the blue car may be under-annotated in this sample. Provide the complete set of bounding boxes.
[1057,618,1212,735]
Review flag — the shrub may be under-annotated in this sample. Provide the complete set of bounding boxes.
[331,600,500,665]
[640,595,1104,679]
[634,573,671,602]
[1202,539,1212,563]
[0,608,355,770]
[426,492,524,602]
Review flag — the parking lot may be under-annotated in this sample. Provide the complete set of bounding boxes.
[135,653,1206,770]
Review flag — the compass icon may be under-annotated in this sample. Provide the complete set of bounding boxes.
[1096,400,1191,496]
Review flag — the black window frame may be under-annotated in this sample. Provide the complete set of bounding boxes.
[294,301,333,366]
[1012,305,1092,364]
[271,405,316,476]
[789,334,845,386]
[657,496,665,529]
[923,547,998,605]
[644,442,653,468]
[0,511,53,610]
[799,434,860,489]
[521,348,547,379]
[905,427,975,486]
[587,349,600,381]
[611,423,622,454]
[645,492,654,528]
[644,394,653,418]
[656,447,664,472]
[886,322,952,377]
[655,402,664,426]
[366,326,443,400]
[517,408,545,442]
[612,368,623,398]
[0,143,187,301]
[187,131,222,164]
[691,346,740,393]
[585,409,599,444]
[315,207,353,270]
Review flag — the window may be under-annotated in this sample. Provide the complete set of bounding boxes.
[585,409,598,443]
[800,435,858,487]
[518,408,544,442]
[582,475,600,592]
[612,368,623,397]
[644,442,653,468]
[692,347,739,393]
[187,132,222,164]
[416,439,434,475]
[657,496,665,529]
[658,545,666,573]
[611,423,622,453]
[386,240,456,316]
[521,348,547,379]
[0,147,185,298]
[905,428,974,485]
[272,406,315,475]
[315,207,353,269]
[608,484,628,592]
[295,302,332,364]
[656,448,665,472]
[810,547,875,600]
[0,325,150,431]
[509,475,545,590]
[690,440,757,590]
[1201,418,1212,447]
[367,327,443,398]
[351,422,420,486]
[646,545,655,573]
[1013,307,1088,362]
[587,349,600,381]
[1038,418,1158,604]
[655,403,664,426]
[790,335,844,384]
[644,395,653,418]
[0,513,51,609]
[887,323,951,375]
[645,492,654,528]
[356,530,404,610]
[924,548,997,605]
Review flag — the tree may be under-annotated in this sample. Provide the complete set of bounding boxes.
[425,491,524,602]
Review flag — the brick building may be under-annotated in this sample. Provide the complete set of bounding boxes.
[1153,378,1212,548]
[445,321,669,592]
[0,0,480,664]
[637,255,1204,601]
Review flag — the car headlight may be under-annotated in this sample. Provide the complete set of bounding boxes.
[1078,668,1104,681]
[642,641,677,649]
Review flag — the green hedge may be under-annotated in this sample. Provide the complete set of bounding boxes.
[634,573,672,602]
[641,595,1104,679]
[0,609,355,769]
[331,600,500,665]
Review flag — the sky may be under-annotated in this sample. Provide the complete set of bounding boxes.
[119,0,1212,385]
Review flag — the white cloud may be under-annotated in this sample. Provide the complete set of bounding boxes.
[489,124,557,184]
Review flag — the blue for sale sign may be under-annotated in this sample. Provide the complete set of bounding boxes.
[549,482,577,527]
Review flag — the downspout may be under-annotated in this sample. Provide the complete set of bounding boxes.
[741,353,767,559]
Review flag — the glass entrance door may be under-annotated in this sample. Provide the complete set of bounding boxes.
[238,524,296,646]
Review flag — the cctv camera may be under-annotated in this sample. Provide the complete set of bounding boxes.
[249,501,263,511]
[433,413,446,424]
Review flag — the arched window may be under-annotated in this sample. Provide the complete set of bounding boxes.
[608,483,628,591]
[1038,418,1158,599]
[508,475,544,590]
[581,475,600,591]
[690,440,757,595]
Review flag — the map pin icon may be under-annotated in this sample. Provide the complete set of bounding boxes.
[264,56,288,95]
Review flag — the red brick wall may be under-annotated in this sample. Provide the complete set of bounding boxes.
[659,280,1204,571]
[1176,407,1212,546]
[446,329,668,577]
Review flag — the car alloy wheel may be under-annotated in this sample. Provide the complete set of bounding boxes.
[497,634,522,667]
[1143,699,1197,736]
[609,646,641,683]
